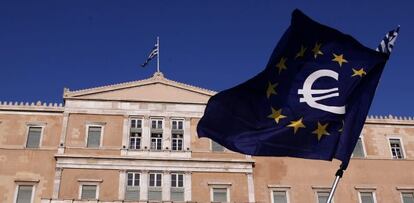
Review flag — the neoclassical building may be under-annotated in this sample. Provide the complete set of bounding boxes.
[0,72,413,203]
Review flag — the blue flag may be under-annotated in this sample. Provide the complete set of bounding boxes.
[197,9,395,169]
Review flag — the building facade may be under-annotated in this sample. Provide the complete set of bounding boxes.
[0,72,413,203]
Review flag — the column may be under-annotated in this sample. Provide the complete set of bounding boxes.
[58,113,69,154]
[162,171,171,201]
[52,167,62,199]
[118,170,126,200]
[184,172,192,201]
[163,117,171,150]
[142,116,150,150]
[121,116,129,155]
[140,171,149,200]
[183,118,191,151]
[247,172,255,203]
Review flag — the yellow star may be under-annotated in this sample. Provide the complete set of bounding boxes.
[332,53,348,67]
[312,42,323,58]
[266,82,278,98]
[267,107,286,124]
[295,45,307,59]
[276,57,287,74]
[338,120,344,132]
[352,68,367,77]
[312,122,330,141]
[287,117,306,134]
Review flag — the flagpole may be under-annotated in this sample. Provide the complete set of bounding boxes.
[157,36,160,73]
[325,168,344,203]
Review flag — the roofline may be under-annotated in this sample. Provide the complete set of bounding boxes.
[63,72,217,98]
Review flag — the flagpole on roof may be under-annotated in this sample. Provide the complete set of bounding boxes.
[157,36,160,73]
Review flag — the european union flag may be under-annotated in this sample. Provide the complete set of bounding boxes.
[197,9,395,169]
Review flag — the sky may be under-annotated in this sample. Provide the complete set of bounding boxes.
[0,0,413,116]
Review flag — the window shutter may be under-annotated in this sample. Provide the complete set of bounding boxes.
[148,189,162,200]
[402,192,414,203]
[316,192,329,203]
[171,188,184,201]
[273,191,287,203]
[360,192,374,203]
[212,141,225,152]
[125,187,140,200]
[213,188,227,202]
[16,185,33,203]
[81,185,97,200]
[26,127,41,148]
[352,138,365,158]
[87,127,101,148]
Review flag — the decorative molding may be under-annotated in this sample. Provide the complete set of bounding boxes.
[77,179,103,182]
[64,72,217,98]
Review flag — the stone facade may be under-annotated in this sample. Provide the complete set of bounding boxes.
[0,72,413,203]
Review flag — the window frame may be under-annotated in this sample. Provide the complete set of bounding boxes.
[14,183,36,203]
[79,183,99,200]
[388,137,405,159]
[150,118,164,130]
[85,124,104,148]
[270,189,290,203]
[358,191,377,203]
[352,134,367,158]
[210,186,230,203]
[400,191,414,203]
[315,191,332,203]
[125,171,140,201]
[25,125,45,149]
[129,118,143,150]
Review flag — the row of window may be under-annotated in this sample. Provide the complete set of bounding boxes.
[24,118,227,152]
[23,122,407,158]
[14,183,414,203]
[351,136,406,159]
[271,190,414,203]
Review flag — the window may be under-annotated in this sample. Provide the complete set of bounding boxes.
[150,118,163,151]
[151,119,163,129]
[402,192,414,203]
[171,173,184,201]
[171,119,184,151]
[80,185,98,200]
[359,192,375,203]
[125,172,140,200]
[129,119,142,150]
[151,133,162,150]
[389,138,404,159]
[148,172,162,201]
[212,140,225,152]
[212,188,228,202]
[87,126,102,148]
[172,134,184,151]
[317,191,330,203]
[26,127,42,148]
[131,119,142,129]
[352,137,365,158]
[15,185,34,203]
[172,120,183,130]
[272,191,288,203]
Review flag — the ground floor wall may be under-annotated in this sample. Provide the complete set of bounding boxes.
[253,157,414,203]
[0,149,56,203]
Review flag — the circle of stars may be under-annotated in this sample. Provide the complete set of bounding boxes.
[266,41,367,141]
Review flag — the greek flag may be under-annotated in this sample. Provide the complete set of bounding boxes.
[376,26,400,55]
[141,44,158,67]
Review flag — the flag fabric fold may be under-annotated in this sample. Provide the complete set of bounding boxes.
[141,44,158,67]
[197,9,396,169]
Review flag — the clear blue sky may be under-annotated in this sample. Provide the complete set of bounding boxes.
[0,0,413,116]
